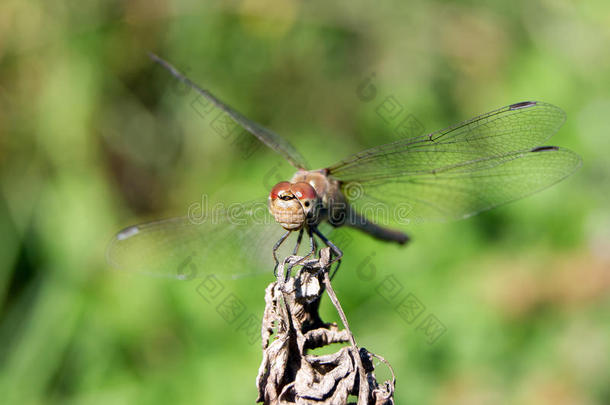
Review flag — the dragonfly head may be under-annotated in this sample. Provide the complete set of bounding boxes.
[269,181,319,230]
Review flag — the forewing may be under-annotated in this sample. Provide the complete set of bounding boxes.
[106,199,290,279]
[150,53,309,170]
[328,102,581,223]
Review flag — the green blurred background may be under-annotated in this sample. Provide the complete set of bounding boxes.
[1,0,609,404]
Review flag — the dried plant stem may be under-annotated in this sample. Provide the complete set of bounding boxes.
[321,262,369,402]
[256,248,395,405]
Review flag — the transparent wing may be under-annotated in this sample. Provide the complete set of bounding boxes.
[149,53,309,170]
[328,102,582,222]
[106,199,293,279]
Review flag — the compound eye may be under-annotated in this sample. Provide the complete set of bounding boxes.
[291,182,317,201]
[270,181,292,200]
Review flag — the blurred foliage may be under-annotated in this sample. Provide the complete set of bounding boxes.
[1,0,609,404]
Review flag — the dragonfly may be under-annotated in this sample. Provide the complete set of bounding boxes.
[106,54,581,280]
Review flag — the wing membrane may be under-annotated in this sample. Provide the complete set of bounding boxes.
[106,199,290,279]
[149,53,309,170]
[328,102,581,222]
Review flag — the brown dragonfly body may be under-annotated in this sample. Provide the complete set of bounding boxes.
[269,169,408,244]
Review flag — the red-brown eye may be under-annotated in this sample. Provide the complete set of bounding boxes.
[270,181,292,200]
[290,182,317,200]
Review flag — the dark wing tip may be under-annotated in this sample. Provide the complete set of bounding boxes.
[397,233,410,245]
[531,145,560,152]
[509,101,537,110]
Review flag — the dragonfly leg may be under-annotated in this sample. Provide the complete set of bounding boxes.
[292,228,304,255]
[311,228,318,254]
[273,230,292,277]
[330,259,341,281]
[283,227,315,283]
[311,226,343,280]
[304,227,316,261]
[311,227,343,262]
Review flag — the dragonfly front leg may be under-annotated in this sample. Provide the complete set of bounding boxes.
[273,230,292,277]
[305,227,316,262]
[292,228,304,255]
[282,227,315,283]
